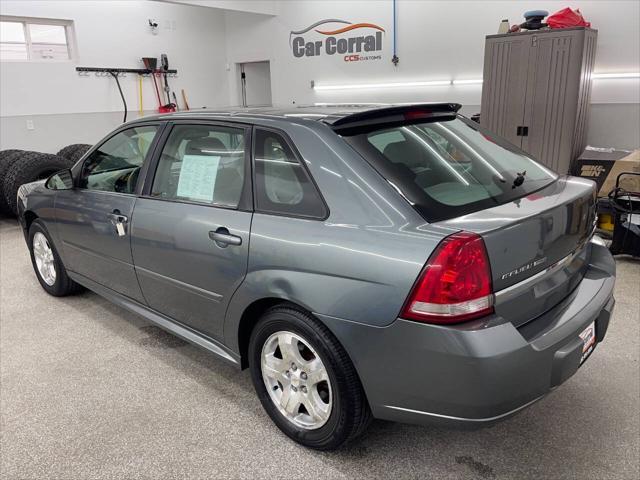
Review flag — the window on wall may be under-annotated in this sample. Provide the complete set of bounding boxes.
[0,16,74,61]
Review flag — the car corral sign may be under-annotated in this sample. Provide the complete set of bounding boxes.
[290,19,384,62]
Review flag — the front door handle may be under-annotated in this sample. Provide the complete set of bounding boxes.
[209,228,242,247]
[108,210,128,237]
[107,212,128,224]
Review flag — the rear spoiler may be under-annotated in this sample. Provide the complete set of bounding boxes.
[326,103,462,135]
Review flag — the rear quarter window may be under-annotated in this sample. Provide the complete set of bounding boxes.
[253,128,327,219]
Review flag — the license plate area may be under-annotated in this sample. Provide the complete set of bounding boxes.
[579,321,596,364]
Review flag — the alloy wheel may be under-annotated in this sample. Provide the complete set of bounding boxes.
[261,331,332,430]
[32,232,56,286]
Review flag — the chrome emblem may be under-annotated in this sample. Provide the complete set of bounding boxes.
[501,257,547,280]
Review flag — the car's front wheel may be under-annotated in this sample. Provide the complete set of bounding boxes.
[248,305,371,450]
[28,220,82,296]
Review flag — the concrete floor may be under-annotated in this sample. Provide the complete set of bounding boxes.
[1,217,638,480]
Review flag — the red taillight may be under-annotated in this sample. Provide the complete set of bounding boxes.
[401,231,494,324]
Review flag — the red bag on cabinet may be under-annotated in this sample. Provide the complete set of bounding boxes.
[547,7,591,29]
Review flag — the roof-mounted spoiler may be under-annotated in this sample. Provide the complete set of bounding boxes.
[326,103,462,135]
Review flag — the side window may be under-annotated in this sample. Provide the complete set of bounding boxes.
[150,124,246,208]
[79,125,158,194]
[254,129,326,218]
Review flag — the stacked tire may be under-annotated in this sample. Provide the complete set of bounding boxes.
[0,143,90,217]
[56,143,91,166]
[0,149,26,215]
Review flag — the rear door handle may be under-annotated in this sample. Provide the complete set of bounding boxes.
[209,228,242,247]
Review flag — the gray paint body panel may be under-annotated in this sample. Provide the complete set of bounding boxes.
[436,176,598,327]
[130,198,252,340]
[318,241,615,423]
[55,189,146,303]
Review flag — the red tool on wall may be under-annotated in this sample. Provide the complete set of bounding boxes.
[142,57,176,113]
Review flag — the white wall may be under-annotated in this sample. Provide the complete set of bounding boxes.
[224,10,275,108]
[159,0,277,16]
[0,0,230,116]
[0,0,231,152]
[0,111,137,154]
[221,0,640,148]
[224,0,640,106]
[2,0,639,152]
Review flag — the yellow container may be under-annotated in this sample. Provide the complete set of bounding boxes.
[598,213,614,232]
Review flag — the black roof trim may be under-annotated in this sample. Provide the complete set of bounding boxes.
[121,103,463,127]
[326,103,461,135]
[326,103,461,127]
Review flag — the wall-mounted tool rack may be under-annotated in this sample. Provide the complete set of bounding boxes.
[75,67,178,76]
[75,67,179,122]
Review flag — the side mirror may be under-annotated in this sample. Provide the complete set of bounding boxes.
[45,169,74,190]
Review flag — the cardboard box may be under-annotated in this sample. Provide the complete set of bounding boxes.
[572,148,640,196]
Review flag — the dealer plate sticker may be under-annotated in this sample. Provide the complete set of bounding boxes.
[579,321,596,364]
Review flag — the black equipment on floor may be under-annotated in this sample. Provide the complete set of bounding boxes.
[608,172,640,257]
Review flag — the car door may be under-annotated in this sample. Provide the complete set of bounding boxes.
[130,122,252,340]
[55,124,161,303]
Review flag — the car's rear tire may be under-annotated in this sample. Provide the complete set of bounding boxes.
[28,220,83,296]
[56,143,91,166]
[2,152,71,216]
[248,305,371,450]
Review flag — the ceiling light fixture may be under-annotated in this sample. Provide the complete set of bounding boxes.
[592,72,640,79]
[313,80,451,90]
[452,79,484,85]
[313,102,389,106]
[312,72,639,91]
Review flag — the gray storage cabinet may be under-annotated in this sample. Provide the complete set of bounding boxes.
[481,27,597,173]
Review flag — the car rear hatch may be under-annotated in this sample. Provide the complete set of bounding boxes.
[336,104,597,327]
[436,176,597,327]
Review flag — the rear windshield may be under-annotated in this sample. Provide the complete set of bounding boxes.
[343,116,557,222]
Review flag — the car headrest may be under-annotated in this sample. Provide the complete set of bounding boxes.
[185,137,227,156]
[383,140,425,169]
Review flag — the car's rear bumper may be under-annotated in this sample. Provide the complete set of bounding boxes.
[317,240,616,426]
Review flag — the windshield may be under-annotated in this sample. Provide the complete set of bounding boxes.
[343,116,557,222]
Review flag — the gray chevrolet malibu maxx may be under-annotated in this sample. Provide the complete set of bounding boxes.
[17,104,615,450]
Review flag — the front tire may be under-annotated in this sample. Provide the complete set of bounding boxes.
[28,220,83,296]
[248,305,371,450]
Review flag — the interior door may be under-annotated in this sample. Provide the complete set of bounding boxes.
[55,124,161,303]
[240,61,272,107]
[130,122,252,340]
